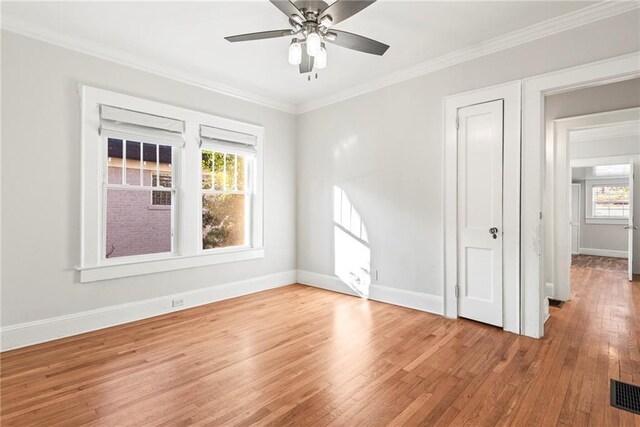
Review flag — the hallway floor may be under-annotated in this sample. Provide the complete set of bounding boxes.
[571,254,628,272]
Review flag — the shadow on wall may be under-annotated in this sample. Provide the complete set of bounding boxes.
[333,186,371,297]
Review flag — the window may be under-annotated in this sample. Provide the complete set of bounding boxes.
[80,86,264,282]
[151,174,172,206]
[105,138,174,258]
[199,124,257,251]
[591,184,629,218]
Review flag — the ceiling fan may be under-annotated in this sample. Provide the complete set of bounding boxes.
[224,0,389,74]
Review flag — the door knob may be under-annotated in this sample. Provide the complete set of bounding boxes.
[489,227,498,239]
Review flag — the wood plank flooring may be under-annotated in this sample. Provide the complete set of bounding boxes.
[1,269,639,426]
[571,254,628,272]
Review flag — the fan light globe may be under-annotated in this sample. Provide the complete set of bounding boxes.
[306,32,321,57]
[288,40,302,65]
[316,44,327,69]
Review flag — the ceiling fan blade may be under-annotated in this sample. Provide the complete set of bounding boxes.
[269,0,305,21]
[326,30,389,55]
[299,43,314,73]
[319,0,376,26]
[225,29,293,43]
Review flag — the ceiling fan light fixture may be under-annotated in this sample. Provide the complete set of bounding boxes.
[306,32,321,57]
[319,15,333,28]
[324,31,337,42]
[316,43,327,69]
[288,39,302,65]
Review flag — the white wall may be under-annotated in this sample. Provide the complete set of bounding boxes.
[571,135,640,159]
[572,169,629,255]
[297,12,640,299]
[572,159,640,273]
[1,32,297,327]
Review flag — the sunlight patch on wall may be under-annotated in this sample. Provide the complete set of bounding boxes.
[333,186,371,297]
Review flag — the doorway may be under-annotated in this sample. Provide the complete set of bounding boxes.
[546,106,640,311]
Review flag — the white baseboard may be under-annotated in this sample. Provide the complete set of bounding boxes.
[1,270,296,352]
[296,270,443,316]
[578,248,628,258]
[545,282,555,298]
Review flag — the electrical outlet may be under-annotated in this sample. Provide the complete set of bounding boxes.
[371,270,379,281]
[172,298,184,308]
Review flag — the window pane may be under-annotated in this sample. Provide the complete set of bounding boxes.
[158,145,172,188]
[592,185,629,217]
[202,194,246,249]
[142,143,157,186]
[213,152,225,190]
[152,190,172,206]
[125,141,141,185]
[107,138,123,184]
[237,156,246,191]
[225,153,236,190]
[202,150,213,189]
[106,188,172,258]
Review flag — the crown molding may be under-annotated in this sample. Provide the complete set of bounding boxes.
[296,1,640,114]
[2,2,638,116]
[0,15,298,114]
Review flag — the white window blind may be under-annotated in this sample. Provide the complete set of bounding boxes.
[99,104,185,146]
[199,124,257,156]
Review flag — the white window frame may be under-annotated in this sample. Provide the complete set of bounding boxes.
[79,86,264,283]
[585,179,630,224]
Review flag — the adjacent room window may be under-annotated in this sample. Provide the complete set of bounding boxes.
[80,86,264,282]
[200,125,256,250]
[591,184,630,218]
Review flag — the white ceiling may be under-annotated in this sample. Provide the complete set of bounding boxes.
[3,1,599,110]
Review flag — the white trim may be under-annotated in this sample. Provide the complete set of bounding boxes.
[296,270,443,316]
[584,217,628,225]
[2,2,637,115]
[79,248,265,283]
[577,248,628,258]
[0,270,296,352]
[443,81,521,335]
[545,282,554,297]
[296,2,638,113]
[0,15,297,114]
[521,52,640,339]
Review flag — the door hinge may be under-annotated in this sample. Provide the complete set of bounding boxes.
[455,285,460,298]
[455,116,459,129]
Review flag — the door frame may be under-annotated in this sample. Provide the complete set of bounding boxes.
[570,182,581,256]
[521,51,640,338]
[443,80,521,334]
[551,108,640,301]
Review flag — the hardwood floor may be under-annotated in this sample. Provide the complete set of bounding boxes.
[2,270,639,426]
[571,254,628,272]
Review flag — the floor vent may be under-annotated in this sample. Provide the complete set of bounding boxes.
[611,379,640,415]
[548,299,564,308]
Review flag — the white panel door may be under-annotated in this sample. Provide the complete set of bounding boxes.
[457,100,504,327]
[628,159,635,281]
[570,183,581,255]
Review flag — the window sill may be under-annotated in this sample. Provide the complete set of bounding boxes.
[78,247,264,283]
[585,217,628,225]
